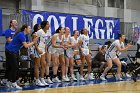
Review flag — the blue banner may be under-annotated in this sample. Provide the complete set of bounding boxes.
[22,10,120,39]
[0,8,2,36]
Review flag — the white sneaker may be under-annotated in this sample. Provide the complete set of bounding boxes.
[62,76,68,82]
[45,77,53,84]
[80,76,85,81]
[87,74,95,80]
[65,76,70,82]
[52,77,61,83]
[11,82,22,90]
[35,79,45,87]
[71,74,77,81]
[115,75,123,81]
[40,78,49,86]
[126,73,131,78]
[100,75,106,81]
[6,81,12,88]
[116,77,123,81]
[1,79,7,85]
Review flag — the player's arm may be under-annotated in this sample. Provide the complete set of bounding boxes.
[52,35,64,48]
[116,43,132,52]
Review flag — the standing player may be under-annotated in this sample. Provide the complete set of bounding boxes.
[35,21,50,86]
[78,28,94,80]
[51,27,66,82]
[45,26,53,84]
[100,34,132,81]
[69,30,80,81]
[63,27,71,81]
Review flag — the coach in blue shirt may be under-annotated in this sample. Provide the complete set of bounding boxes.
[5,20,17,47]
[5,24,38,89]
[3,20,17,85]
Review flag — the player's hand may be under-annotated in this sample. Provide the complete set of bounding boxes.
[33,35,38,44]
[127,42,133,48]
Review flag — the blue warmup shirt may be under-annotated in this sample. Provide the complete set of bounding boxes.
[6,32,29,54]
[4,28,16,47]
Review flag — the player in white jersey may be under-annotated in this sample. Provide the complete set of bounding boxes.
[63,27,71,81]
[44,30,53,84]
[30,24,46,86]
[100,34,132,81]
[51,27,65,82]
[78,28,94,80]
[30,24,42,58]
[35,21,50,86]
[63,28,78,81]
[69,30,80,81]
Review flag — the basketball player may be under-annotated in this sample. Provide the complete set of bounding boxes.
[78,28,94,80]
[100,34,132,81]
[35,21,50,86]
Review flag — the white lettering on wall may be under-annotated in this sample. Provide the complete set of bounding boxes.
[59,16,66,27]
[47,15,59,32]
[83,18,94,39]
[105,20,115,39]
[72,17,78,30]
[100,29,105,39]
[95,19,104,39]
[33,14,44,27]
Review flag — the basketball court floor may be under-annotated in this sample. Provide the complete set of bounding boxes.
[0,77,139,93]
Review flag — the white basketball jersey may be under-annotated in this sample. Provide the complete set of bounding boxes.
[79,34,89,49]
[36,29,51,49]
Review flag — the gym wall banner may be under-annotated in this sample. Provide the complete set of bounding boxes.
[0,8,2,36]
[22,10,120,39]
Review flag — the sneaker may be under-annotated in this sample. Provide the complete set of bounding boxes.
[40,78,49,86]
[65,76,70,82]
[1,79,7,85]
[87,74,95,80]
[115,75,123,81]
[6,81,12,88]
[100,75,106,81]
[71,74,77,81]
[116,77,123,81]
[62,76,68,82]
[52,77,61,83]
[80,76,85,81]
[35,79,45,87]
[126,73,131,78]
[45,77,53,84]
[11,82,22,90]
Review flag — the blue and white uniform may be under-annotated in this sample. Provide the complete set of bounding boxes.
[105,40,124,60]
[70,36,79,51]
[36,29,51,55]
[63,35,70,45]
[79,34,89,55]
[29,46,41,58]
[50,33,64,56]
